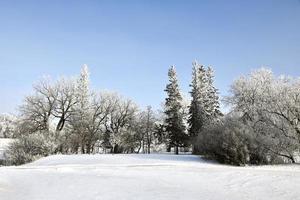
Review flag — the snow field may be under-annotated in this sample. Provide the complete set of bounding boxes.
[0,154,300,200]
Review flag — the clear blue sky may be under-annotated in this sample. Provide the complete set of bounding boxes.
[0,0,300,113]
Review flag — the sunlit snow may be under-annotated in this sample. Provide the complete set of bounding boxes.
[1,154,299,200]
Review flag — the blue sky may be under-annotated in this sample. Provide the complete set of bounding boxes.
[0,0,300,113]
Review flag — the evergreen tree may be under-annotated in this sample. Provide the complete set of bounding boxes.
[188,61,207,152]
[205,67,221,120]
[77,64,90,110]
[188,62,221,153]
[69,64,91,153]
[164,66,187,154]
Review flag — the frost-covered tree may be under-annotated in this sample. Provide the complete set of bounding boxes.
[68,65,92,153]
[0,114,17,138]
[81,92,114,153]
[17,71,80,154]
[188,62,207,142]
[66,66,115,154]
[104,93,138,153]
[77,64,90,111]
[225,68,300,163]
[164,66,187,154]
[53,78,78,133]
[205,67,221,119]
[136,106,157,154]
[188,62,221,153]
[19,78,57,133]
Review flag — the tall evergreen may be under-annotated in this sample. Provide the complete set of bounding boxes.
[77,64,90,109]
[164,66,187,154]
[75,64,91,125]
[70,64,91,153]
[188,61,207,152]
[188,62,221,153]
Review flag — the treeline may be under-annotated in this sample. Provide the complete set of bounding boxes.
[192,68,300,165]
[162,63,222,155]
[2,64,300,166]
[5,66,161,165]
[156,64,300,165]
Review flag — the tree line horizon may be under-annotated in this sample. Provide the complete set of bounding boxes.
[1,62,300,166]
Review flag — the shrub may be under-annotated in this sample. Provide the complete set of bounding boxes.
[6,133,55,165]
[195,115,295,165]
[195,119,249,166]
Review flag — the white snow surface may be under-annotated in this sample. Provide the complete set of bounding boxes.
[1,154,300,200]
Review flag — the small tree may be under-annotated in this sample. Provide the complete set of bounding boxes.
[137,106,156,154]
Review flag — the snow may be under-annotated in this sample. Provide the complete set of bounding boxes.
[0,139,14,160]
[0,154,300,200]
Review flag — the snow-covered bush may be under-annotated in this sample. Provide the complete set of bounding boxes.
[6,132,55,165]
[195,115,288,166]
[196,117,249,166]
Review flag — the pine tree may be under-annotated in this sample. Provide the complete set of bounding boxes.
[188,61,207,152]
[164,66,187,154]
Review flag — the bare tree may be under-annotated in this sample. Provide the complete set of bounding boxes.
[83,93,114,153]
[52,78,78,133]
[19,78,57,133]
[139,106,156,154]
[104,93,138,153]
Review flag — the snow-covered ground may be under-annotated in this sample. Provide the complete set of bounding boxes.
[0,154,300,200]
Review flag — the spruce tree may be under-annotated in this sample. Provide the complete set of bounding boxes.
[70,64,91,153]
[188,61,207,153]
[188,62,222,154]
[205,67,221,120]
[164,66,187,154]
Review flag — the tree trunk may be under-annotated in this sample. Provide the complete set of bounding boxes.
[166,145,171,152]
[137,141,142,154]
[175,146,179,155]
[147,143,151,154]
[192,144,197,155]
[86,145,90,154]
[112,144,115,154]
[286,155,296,163]
[147,134,151,154]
